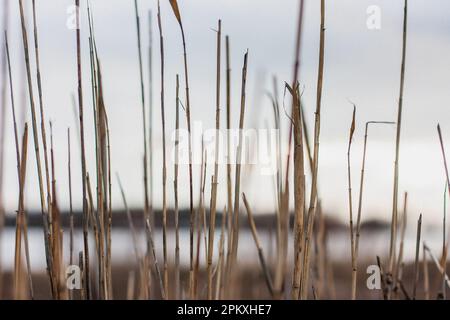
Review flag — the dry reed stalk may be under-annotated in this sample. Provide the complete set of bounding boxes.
[105,118,113,298]
[289,1,305,298]
[18,0,55,297]
[155,0,169,297]
[174,74,180,299]
[86,5,105,299]
[73,0,91,300]
[301,0,325,300]
[423,243,429,300]
[133,4,152,297]
[87,32,113,296]
[87,3,98,108]
[4,31,20,190]
[31,0,52,250]
[94,57,109,300]
[168,0,195,297]
[275,167,289,298]
[148,10,154,219]
[0,0,10,297]
[242,193,274,297]
[224,35,234,287]
[267,84,283,295]
[101,70,111,299]
[207,19,221,300]
[133,0,150,229]
[412,213,422,299]
[270,77,282,218]
[389,0,408,285]
[14,124,28,299]
[347,106,356,300]
[353,121,395,298]
[266,80,284,299]
[229,51,249,283]
[275,74,303,301]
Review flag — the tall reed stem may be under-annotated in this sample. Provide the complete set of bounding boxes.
[168,0,195,297]
[389,0,408,284]
[354,121,395,299]
[230,51,249,281]
[14,124,28,299]
[301,0,325,300]
[224,35,234,287]
[207,19,221,300]
[31,0,52,256]
[18,0,55,297]
[174,74,180,299]
[347,106,356,300]
[74,0,90,299]
[156,0,168,297]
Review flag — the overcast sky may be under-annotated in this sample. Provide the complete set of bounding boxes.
[1,0,450,227]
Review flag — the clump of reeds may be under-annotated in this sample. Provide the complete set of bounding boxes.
[18,0,55,297]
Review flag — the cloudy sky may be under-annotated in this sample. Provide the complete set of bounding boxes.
[1,0,450,227]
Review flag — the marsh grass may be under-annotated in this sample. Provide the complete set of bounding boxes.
[0,0,449,301]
